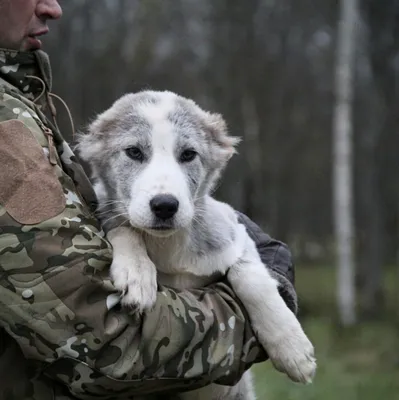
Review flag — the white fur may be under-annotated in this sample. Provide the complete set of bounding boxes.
[127,98,194,233]
[107,227,157,311]
[226,225,317,384]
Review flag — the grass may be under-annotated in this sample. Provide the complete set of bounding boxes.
[253,265,399,400]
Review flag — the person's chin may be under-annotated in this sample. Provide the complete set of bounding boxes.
[21,36,42,51]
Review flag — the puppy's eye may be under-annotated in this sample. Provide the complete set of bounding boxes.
[180,149,197,163]
[125,146,144,162]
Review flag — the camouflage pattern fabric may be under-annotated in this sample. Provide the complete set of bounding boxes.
[0,49,296,399]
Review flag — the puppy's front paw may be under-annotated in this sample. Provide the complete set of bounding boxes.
[111,254,157,313]
[266,325,316,384]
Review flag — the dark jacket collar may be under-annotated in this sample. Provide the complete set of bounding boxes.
[0,49,52,103]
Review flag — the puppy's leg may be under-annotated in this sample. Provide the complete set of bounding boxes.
[107,226,157,312]
[179,371,256,400]
[228,225,317,384]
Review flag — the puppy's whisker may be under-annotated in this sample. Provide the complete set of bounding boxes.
[193,195,206,203]
[100,199,125,205]
[102,213,129,226]
[95,207,126,217]
[115,217,130,230]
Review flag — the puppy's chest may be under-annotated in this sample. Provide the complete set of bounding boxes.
[148,246,220,290]
[146,242,211,275]
[144,233,241,290]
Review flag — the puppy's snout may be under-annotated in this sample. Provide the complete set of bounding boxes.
[150,194,179,220]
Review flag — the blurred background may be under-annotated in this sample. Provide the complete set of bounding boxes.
[44,1,398,399]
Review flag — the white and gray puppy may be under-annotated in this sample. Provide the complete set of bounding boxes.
[77,90,316,400]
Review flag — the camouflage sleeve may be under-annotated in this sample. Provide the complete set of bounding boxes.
[0,92,266,398]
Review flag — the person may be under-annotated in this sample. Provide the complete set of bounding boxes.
[0,1,298,399]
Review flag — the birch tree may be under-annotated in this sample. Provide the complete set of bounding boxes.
[333,0,359,326]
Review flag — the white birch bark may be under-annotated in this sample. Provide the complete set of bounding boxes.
[333,0,359,326]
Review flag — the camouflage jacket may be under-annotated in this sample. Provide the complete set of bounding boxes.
[0,49,297,400]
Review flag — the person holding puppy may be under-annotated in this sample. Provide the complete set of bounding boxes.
[0,1,298,399]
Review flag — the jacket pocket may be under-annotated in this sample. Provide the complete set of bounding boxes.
[0,119,66,225]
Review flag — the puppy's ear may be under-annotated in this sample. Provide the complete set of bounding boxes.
[74,121,104,162]
[75,94,134,161]
[204,112,241,163]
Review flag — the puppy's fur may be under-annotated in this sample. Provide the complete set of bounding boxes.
[77,91,316,400]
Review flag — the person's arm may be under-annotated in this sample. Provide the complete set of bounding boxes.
[0,94,296,398]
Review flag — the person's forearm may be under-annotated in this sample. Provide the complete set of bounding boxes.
[0,262,265,398]
[0,215,265,398]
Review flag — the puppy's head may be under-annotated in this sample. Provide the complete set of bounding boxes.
[77,90,239,236]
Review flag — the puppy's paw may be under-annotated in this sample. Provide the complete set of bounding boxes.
[266,325,317,384]
[110,254,157,313]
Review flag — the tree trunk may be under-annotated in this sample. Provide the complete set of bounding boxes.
[355,23,385,318]
[333,0,358,326]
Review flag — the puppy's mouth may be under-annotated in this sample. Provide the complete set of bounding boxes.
[144,226,177,238]
[151,226,173,231]
[129,219,178,237]
[150,217,176,230]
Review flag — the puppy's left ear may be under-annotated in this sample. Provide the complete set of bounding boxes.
[205,112,241,163]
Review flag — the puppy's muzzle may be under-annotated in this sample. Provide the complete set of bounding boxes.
[150,194,179,221]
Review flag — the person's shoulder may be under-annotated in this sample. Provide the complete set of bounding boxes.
[0,85,27,118]
[0,86,44,141]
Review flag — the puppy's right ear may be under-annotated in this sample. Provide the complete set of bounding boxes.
[74,120,104,162]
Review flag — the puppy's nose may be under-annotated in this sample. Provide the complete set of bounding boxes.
[150,194,179,220]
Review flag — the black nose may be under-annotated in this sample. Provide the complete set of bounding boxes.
[150,194,179,220]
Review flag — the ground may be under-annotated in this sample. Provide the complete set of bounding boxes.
[253,265,399,400]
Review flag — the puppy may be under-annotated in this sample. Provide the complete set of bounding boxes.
[77,91,316,399]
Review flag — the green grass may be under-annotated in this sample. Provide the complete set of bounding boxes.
[253,265,399,400]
